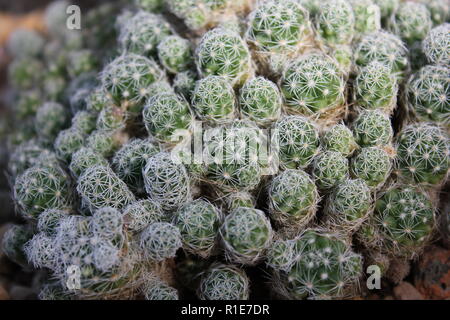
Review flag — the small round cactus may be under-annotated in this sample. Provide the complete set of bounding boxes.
[173,70,197,100]
[273,229,363,299]
[390,2,432,45]
[1,224,34,267]
[220,207,273,265]
[15,89,42,119]
[139,222,182,261]
[312,151,349,190]
[239,77,282,126]
[421,0,450,26]
[174,199,222,257]
[14,164,73,219]
[348,0,381,37]
[246,0,312,54]
[96,106,128,131]
[8,141,53,177]
[71,111,97,135]
[354,30,408,79]
[69,147,109,178]
[354,61,398,113]
[266,238,296,272]
[8,58,43,90]
[35,102,69,145]
[24,233,57,269]
[191,75,236,123]
[273,116,320,169]
[143,276,179,300]
[157,35,193,74]
[223,192,255,211]
[350,147,392,189]
[86,87,111,113]
[7,29,45,58]
[281,53,345,116]
[143,152,191,211]
[422,23,450,66]
[373,0,399,26]
[77,165,136,211]
[325,178,372,230]
[91,207,124,239]
[196,27,252,85]
[268,169,319,232]
[54,127,85,162]
[396,123,449,185]
[37,208,70,237]
[67,49,99,78]
[352,110,393,147]
[143,92,194,143]
[321,123,357,157]
[316,0,355,46]
[119,11,172,57]
[372,185,436,257]
[101,53,166,108]
[86,130,123,158]
[112,138,160,194]
[406,65,449,124]
[198,264,250,300]
[123,200,164,233]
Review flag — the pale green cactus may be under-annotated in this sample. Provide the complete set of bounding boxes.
[67,49,99,78]
[35,102,69,145]
[196,27,253,85]
[140,222,182,261]
[7,29,45,58]
[281,53,345,116]
[8,141,54,177]
[123,200,164,233]
[350,146,392,189]
[396,123,449,185]
[37,208,70,237]
[373,0,399,26]
[273,116,320,169]
[8,58,44,90]
[135,0,164,12]
[268,169,319,233]
[198,264,250,300]
[220,207,273,265]
[312,151,349,190]
[157,35,193,74]
[174,199,222,257]
[15,89,42,119]
[71,111,97,135]
[143,92,194,143]
[86,130,123,158]
[390,2,432,45]
[143,276,179,300]
[348,0,381,37]
[239,77,282,126]
[420,0,450,26]
[191,75,236,123]
[173,70,197,100]
[54,127,85,162]
[352,110,393,147]
[86,87,111,113]
[321,123,357,157]
[316,0,355,46]
[223,192,255,211]
[422,24,450,66]
[406,65,449,124]
[69,147,109,178]
[96,106,128,132]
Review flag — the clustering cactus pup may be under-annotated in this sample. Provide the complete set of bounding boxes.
[354,30,409,80]
[268,169,319,234]
[14,164,74,219]
[54,127,85,162]
[280,53,346,121]
[321,123,357,157]
[37,208,71,237]
[1,225,34,267]
[422,23,450,66]
[348,0,381,38]
[406,65,449,124]
[354,61,398,114]
[239,77,282,127]
[86,87,111,113]
[369,185,436,258]
[173,70,198,100]
[86,130,125,158]
[325,178,372,231]
[246,0,313,69]
[350,146,393,190]
[223,191,255,212]
[101,53,166,111]
[352,109,393,148]
[77,165,136,211]
[421,0,450,26]
[389,1,432,46]
[315,0,355,47]
[396,123,449,186]
[373,0,399,27]
[96,106,128,132]
[270,229,363,299]
[119,11,173,57]
[174,199,223,258]
[273,116,320,169]
[197,264,250,300]
[312,151,349,190]
[142,275,179,300]
[191,75,236,123]
[142,152,192,211]
[139,222,182,262]
[71,111,97,135]
[220,207,273,265]
[143,92,194,144]
[196,27,253,86]
[157,35,193,74]
[34,102,69,145]
[69,147,109,179]
[123,200,164,233]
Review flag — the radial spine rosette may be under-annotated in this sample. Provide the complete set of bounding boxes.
[422,23,450,66]
[139,222,182,262]
[312,151,349,190]
[352,109,393,148]
[350,146,393,189]
[157,35,193,74]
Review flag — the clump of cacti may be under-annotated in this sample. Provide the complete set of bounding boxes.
[2,0,448,301]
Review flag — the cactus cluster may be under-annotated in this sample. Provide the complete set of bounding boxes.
[1,0,448,301]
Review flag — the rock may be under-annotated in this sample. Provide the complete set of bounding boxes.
[414,245,450,299]
[393,282,424,300]
[385,257,411,284]
[0,283,9,300]
[9,285,35,300]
